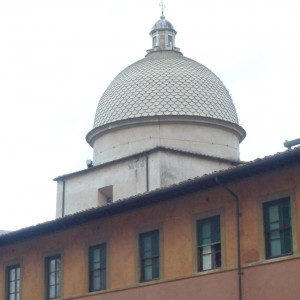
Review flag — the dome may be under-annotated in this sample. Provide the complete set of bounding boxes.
[92,51,240,129]
[85,15,245,195]
[150,15,176,34]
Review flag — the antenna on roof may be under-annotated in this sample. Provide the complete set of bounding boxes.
[86,159,93,168]
[283,138,300,150]
[159,0,166,17]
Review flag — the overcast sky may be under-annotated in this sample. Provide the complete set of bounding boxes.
[1,0,299,231]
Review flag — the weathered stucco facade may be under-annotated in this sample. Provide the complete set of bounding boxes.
[55,147,237,217]
[1,150,300,299]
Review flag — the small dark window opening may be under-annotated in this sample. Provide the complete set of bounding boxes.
[45,255,61,299]
[168,35,173,47]
[153,36,158,47]
[98,185,113,205]
[6,264,20,300]
[139,230,160,282]
[197,216,221,271]
[263,197,292,259]
[89,243,107,292]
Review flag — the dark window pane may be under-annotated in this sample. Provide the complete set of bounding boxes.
[10,269,16,281]
[153,36,157,47]
[7,265,20,300]
[270,238,281,257]
[152,257,159,278]
[281,204,291,227]
[215,251,222,268]
[139,230,160,282]
[46,255,61,299]
[283,229,292,253]
[263,198,292,258]
[168,35,173,46]
[49,286,55,299]
[197,216,221,271]
[89,243,107,292]
[10,281,15,293]
[201,222,211,245]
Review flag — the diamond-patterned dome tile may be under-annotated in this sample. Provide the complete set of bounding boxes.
[93,51,240,128]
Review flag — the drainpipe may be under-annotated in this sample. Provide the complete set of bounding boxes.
[145,154,149,192]
[62,180,65,218]
[216,177,242,300]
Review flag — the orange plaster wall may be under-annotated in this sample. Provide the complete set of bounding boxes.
[0,165,299,299]
[235,165,300,264]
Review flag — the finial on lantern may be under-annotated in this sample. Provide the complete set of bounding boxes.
[159,0,166,18]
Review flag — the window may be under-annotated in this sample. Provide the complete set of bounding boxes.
[6,264,20,300]
[168,35,173,47]
[45,255,61,299]
[89,243,107,292]
[98,186,113,205]
[152,36,158,47]
[197,215,221,271]
[263,197,292,258]
[139,230,160,282]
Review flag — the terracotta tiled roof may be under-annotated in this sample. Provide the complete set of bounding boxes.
[1,147,299,246]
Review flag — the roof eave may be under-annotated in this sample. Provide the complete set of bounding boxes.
[2,147,300,247]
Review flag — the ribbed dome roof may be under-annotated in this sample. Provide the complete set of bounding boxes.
[93,51,239,129]
[150,15,176,34]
